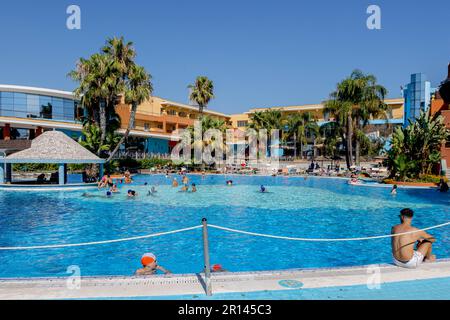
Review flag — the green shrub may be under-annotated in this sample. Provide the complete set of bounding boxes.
[139,158,172,169]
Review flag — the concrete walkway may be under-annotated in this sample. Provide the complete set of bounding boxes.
[1,260,449,300]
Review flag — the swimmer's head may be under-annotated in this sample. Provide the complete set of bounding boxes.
[106,191,112,197]
[400,208,414,221]
[141,253,157,267]
[212,264,223,272]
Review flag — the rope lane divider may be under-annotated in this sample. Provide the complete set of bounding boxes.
[207,222,450,242]
[0,221,449,250]
[0,226,203,251]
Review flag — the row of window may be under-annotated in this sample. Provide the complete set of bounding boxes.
[0,91,83,122]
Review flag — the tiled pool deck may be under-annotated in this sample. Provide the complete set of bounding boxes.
[1,259,449,300]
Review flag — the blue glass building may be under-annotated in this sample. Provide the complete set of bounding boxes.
[402,73,436,127]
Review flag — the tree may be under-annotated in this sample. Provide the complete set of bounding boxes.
[107,64,153,162]
[188,76,215,117]
[78,124,121,156]
[69,53,122,151]
[70,36,153,161]
[284,112,320,159]
[324,70,388,168]
[324,98,353,169]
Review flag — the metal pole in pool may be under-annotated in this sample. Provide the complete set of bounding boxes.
[202,218,212,296]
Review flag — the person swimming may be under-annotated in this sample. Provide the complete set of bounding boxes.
[226,180,233,186]
[260,185,267,193]
[172,178,179,188]
[110,184,119,193]
[127,190,137,197]
[191,184,197,193]
[135,253,171,276]
[180,185,189,192]
[147,186,158,196]
[391,184,398,195]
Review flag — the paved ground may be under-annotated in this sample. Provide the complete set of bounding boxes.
[1,260,449,300]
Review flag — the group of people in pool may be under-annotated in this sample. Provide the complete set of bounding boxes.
[171,175,198,193]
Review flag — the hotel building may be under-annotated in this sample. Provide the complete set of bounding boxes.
[0,85,230,156]
[0,83,412,162]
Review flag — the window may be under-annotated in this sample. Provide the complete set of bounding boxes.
[237,121,248,127]
[167,109,177,116]
[144,123,150,131]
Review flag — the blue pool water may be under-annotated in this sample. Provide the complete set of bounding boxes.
[0,175,449,278]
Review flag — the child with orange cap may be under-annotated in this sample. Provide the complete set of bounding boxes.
[135,253,171,276]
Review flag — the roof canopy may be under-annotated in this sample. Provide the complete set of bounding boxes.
[5,131,105,164]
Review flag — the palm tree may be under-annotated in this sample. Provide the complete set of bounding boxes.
[69,53,121,151]
[188,76,215,118]
[284,112,319,159]
[107,64,153,162]
[248,110,284,132]
[102,36,136,80]
[324,70,388,168]
[324,97,353,169]
[349,71,388,165]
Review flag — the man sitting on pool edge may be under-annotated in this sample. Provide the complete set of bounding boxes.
[391,208,436,269]
[135,253,171,276]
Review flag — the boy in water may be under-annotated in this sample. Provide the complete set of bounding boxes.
[135,253,171,276]
[391,185,398,195]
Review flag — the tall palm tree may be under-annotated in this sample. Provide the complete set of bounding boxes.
[324,97,354,168]
[188,76,215,118]
[69,53,121,151]
[349,71,388,165]
[324,70,388,168]
[107,64,153,162]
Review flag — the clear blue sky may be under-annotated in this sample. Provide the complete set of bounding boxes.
[0,0,449,114]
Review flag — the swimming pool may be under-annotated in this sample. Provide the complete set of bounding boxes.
[0,175,448,278]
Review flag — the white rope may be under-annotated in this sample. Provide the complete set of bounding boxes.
[0,226,203,251]
[208,222,450,242]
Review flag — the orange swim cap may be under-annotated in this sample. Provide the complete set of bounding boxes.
[212,264,222,271]
[141,253,156,266]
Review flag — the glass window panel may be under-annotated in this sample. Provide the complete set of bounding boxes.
[1,103,14,110]
[13,93,27,100]
[14,103,27,113]
[1,92,13,98]
[1,97,14,104]
[2,110,14,117]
